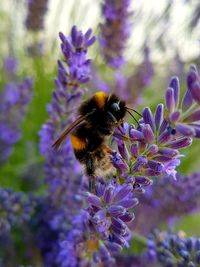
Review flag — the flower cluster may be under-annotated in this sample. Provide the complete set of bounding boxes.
[39,26,95,204]
[100,0,132,68]
[0,76,33,163]
[112,67,200,182]
[58,179,138,267]
[147,229,200,267]
[42,25,200,266]
[87,179,138,247]
[38,26,96,265]
[3,56,18,76]
[25,0,49,32]
[166,66,200,138]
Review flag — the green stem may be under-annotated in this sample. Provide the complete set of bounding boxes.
[132,233,148,247]
[180,102,198,122]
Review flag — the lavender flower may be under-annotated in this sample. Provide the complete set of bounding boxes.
[87,179,138,246]
[38,27,96,265]
[100,0,132,68]
[57,179,138,267]
[3,56,18,76]
[0,78,33,163]
[39,26,96,202]
[147,229,200,267]
[113,111,189,181]
[166,66,200,138]
[112,66,200,182]
[25,0,49,32]
[57,210,117,267]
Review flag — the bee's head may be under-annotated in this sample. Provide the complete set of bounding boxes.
[106,94,126,123]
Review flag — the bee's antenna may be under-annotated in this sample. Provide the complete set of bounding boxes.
[125,107,142,117]
[126,110,140,127]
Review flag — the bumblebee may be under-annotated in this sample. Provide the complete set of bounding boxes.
[52,91,139,192]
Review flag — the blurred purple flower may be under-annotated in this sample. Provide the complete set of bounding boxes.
[0,78,33,164]
[3,57,18,75]
[25,0,49,32]
[100,0,132,68]
[38,27,96,265]
[39,26,96,202]
[165,66,200,138]
[147,229,200,267]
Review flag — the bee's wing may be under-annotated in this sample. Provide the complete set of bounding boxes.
[52,114,90,150]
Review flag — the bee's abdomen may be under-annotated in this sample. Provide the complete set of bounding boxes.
[70,134,87,151]
[92,146,116,177]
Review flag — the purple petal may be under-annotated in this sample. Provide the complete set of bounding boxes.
[148,160,165,172]
[119,212,135,222]
[112,224,126,236]
[118,141,130,160]
[165,87,175,113]
[158,130,171,144]
[182,89,194,112]
[86,36,96,47]
[130,143,139,157]
[142,124,155,143]
[135,176,153,186]
[129,129,144,139]
[136,155,148,165]
[116,198,139,208]
[189,81,200,104]
[104,185,114,203]
[85,28,92,40]
[108,205,126,217]
[142,107,155,131]
[93,209,106,224]
[87,193,102,207]
[184,109,200,122]
[113,183,133,202]
[169,76,180,108]
[111,152,129,174]
[71,26,78,46]
[192,124,200,138]
[176,123,195,137]
[153,155,176,163]
[106,242,123,254]
[144,169,162,176]
[170,111,181,123]
[154,104,164,131]
[159,148,179,158]
[159,119,168,135]
[187,66,199,89]
[167,137,192,149]
[148,144,159,155]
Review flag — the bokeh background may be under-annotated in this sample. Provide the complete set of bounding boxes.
[0,0,200,265]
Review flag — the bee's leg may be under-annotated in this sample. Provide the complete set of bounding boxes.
[89,175,96,194]
[85,154,96,193]
[101,143,113,154]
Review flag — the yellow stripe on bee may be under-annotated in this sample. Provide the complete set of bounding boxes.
[94,91,108,109]
[70,134,86,150]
